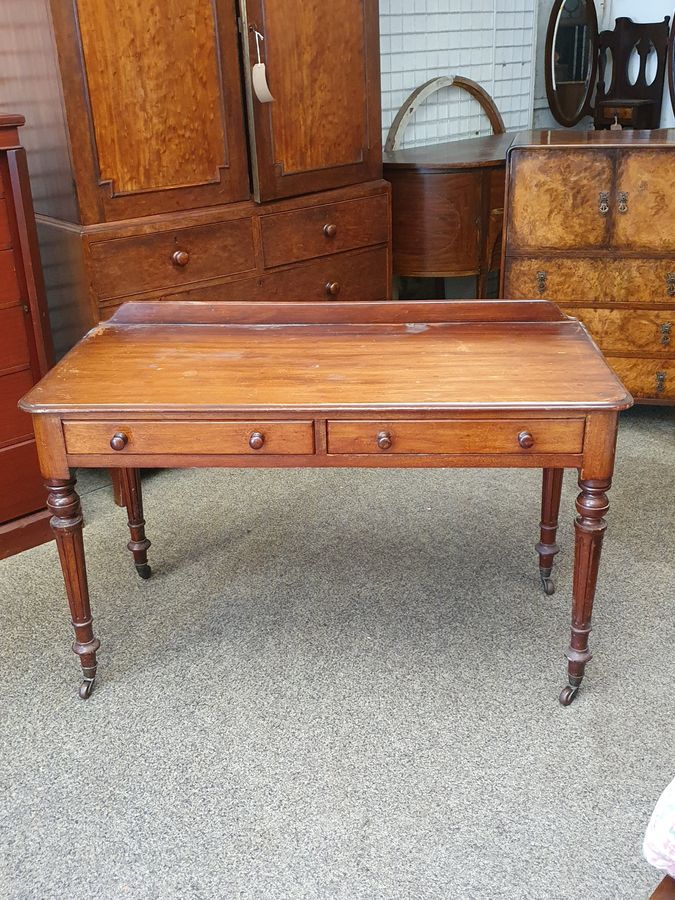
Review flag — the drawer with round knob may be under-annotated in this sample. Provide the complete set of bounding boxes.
[88,217,256,302]
[63,420,315,456]
[259,192,389,268]
[326,419,586,456]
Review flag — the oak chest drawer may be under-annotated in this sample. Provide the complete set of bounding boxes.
[260,193,389,268]
[560,307,674,353]
[327,419,586,455]
[88,217,256,302]
[605,357,675,400]
[63,420,315,456]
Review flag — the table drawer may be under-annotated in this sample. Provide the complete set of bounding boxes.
[260,193,389,268]
[327,419,585,455]
[560,307,675,354]
[88,217,256,302]
[605,356,675,400]
[64,420,315,456]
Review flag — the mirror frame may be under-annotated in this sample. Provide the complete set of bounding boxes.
[669,18,675,117]
[545,0,599,127]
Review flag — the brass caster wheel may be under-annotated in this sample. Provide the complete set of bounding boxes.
[559,684,579,706]
[135,563,152,580]
[540,571,555,596]
[79,678,95,700]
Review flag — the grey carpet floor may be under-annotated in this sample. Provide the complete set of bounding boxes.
[1,407,673,900]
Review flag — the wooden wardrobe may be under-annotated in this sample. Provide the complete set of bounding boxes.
[3,0,390,355]
[0,115,54,558]
[501,130,675,404]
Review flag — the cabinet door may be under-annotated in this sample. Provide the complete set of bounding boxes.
[240,0,382,202]
[506,149,614,252]
[52,0,250,223]
[612,150,675,252]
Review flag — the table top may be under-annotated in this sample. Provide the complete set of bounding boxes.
[21,300,632,415]
[509,128,675,150]
[383,133,515,170]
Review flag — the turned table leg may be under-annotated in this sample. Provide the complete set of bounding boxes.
[559,476,611,706]
[536,467,564,595]
[46,477,100,699]
[118,468,152,579]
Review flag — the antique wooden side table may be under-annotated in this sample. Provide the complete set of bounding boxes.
[20,300,632,704]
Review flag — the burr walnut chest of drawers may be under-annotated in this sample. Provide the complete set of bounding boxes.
[501,129,675,404]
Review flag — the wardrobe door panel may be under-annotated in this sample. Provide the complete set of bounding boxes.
[54,0,250,222]
[613,150,675,252]
[506,149,614,252]
[241,0,382,201]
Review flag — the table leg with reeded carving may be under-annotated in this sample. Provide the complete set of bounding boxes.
[46,476,100,699]
[536,467,564,595]
[118,468,152,579]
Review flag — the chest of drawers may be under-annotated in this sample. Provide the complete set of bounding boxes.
[501,130,675,404]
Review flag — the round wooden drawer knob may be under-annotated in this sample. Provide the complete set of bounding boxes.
[110,432,128,451]
[172,249,190,267]
[377,430,392,450]
[323,223,337,238]
[518,430,534,449]
[325,281,340,296]
[249,431,265,450]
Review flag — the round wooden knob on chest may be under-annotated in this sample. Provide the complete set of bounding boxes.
[171,249,190,267]
[325,281,341,296]
[518,430,534,449]
[323,223,337,238]
[249,431,265,450]
[110,432,129,451]
[377,430,392,450]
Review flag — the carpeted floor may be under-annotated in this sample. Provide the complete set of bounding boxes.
[1,406,673,899]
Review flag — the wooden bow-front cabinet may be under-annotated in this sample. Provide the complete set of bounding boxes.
[3,0,389,353]
[501,131,675,403]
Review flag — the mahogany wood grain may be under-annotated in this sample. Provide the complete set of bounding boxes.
[0,199,11,248]
[241,0,382,201]
[0,307,31,373]
[0,441,47,522]
[64,421,316,456]
[0,369,35,445]
[0,249,22,305]
[383,134,514,170]
[260,194,389,268]
[326,419,585,455]
[118,468,151,578]
[0,508,53,560]
[536,468,564,595]
[88,217,256,302]
[23,299,631,702]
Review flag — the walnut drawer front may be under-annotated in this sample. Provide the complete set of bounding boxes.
[63,421,315,456]
[327,419,585,455]
[88,217,256,302]
[504,257,675,305]
[560,307,674,354]
[605,357,675,400]
[260,193,389,268]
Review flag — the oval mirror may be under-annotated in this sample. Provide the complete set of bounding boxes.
[669,19,675,116]
[545,0,599,127]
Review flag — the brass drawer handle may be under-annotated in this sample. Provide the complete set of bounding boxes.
[667,273,675,297]
[110,432,128,451]
[325,281,340,296]
[376,430,392,450]
[172,249,190,267]
[323,223,337,238]
[536,271,547,295]
[656,371,666,394]
[617,191,628,214]
[518,430,534,449]
[661,323,672,347]
[249,431,265,450]
[598,192,610,216]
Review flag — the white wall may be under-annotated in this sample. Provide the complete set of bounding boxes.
[379,0,538,149]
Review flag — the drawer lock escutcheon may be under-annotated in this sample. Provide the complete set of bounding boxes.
[660,323,672,347]
[667,273,675,297]
[249,431,265,450]
[110,432,129,451]
[536,271,547,295]
[656,371,666,394]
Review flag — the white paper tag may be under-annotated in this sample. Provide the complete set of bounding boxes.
[252,63,274,103]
